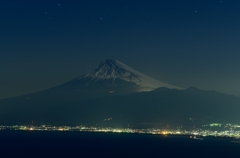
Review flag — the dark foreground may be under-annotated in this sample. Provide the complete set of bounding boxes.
[0,131,239,157]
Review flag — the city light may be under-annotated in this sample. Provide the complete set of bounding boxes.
[1,123,240,138]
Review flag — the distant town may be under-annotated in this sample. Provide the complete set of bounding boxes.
[1,123,240,138]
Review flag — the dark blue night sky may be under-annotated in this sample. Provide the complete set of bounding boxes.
[1,0,240,98]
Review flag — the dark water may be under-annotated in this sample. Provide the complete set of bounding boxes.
[0,131,239,157]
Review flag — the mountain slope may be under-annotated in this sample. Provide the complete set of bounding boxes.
[0,59,183,120]
[1,59,179,104]
[27,59,181,101]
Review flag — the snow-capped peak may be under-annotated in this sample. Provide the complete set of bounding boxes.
[78,59,182,91]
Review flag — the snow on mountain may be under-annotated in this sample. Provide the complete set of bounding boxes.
[77,59,182,91]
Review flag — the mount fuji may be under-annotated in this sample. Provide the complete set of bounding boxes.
[0,59,240,127]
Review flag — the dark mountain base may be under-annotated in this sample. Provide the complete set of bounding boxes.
[0,87,239,127]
